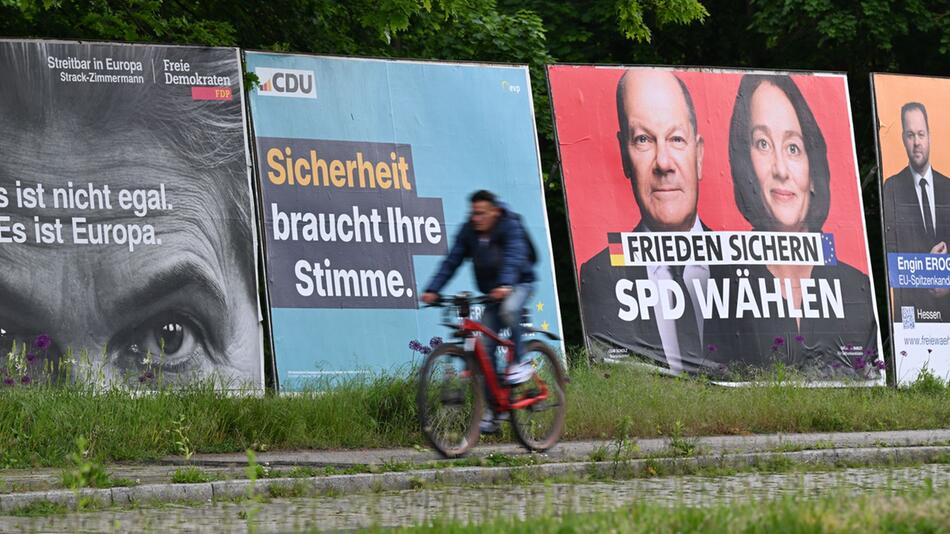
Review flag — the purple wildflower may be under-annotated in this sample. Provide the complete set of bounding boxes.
[20,375,31,385]
[138,374,148,383]
[864,347,875,356]
[33,334,51,350]
[853,356,866,370]
[773,337,784,346]
[419,346,431,355]
[429,336,443,349]
[873,359,886,371]
[2,376,14,387]
[25,352,37,363]
[409,340,425,352]
[706,343,717,352]
[901,350,908,357]
[144,370,154,380]
[794,335,805,344]
[771,345,779,352]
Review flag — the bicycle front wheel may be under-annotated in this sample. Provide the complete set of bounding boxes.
[510,340,567,452]
[417,343,484,458]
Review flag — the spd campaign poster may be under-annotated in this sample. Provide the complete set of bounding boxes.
[872,73,950,385]
[0,40,264,389]
[246,52,564,390]
[548,65,884,383]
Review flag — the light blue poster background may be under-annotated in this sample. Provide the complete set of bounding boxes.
[245,53,564,390]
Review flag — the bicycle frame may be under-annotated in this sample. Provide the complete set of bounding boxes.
[460,317,549,413]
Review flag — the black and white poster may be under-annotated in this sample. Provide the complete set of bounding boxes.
[0,40,264,389]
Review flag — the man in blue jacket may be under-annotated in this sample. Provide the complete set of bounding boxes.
[421,190,536,431]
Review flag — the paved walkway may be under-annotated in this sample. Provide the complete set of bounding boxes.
[3,429,950,495]
[176,428,950,466]
[4,462,950,532]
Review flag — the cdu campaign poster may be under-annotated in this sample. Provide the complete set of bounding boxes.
[0,39,264,389]
[246,53,564,390]
[872,73,950,385]
[548,65,884,384]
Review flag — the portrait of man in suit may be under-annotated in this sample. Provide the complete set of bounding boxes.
[579,69,724,374]
[882,101,950,318]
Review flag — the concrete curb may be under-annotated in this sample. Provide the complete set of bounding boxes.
[3,445,950,514]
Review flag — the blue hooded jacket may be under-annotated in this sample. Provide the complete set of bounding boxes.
[425,204,536,295]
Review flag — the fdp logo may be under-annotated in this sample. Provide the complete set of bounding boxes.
[256,67,316,99]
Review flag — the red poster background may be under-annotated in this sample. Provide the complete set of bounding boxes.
[548,66,870,276]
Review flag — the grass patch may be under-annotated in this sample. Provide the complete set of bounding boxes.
[7,500,71,517]
[0,373,419,468]
[770,438,836,453]
[366,484,950,533]
[267,480,310,498]
[3,359,950,468]
[107,477,137,487]
[284,466,321,478]
[60,435,134,489]
[171,466,214,484]
[567,363,950,440]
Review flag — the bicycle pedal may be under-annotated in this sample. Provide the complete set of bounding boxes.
[529,400,550,412]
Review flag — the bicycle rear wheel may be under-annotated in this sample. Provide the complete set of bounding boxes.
[510,340,567,452]
[417,343,484,458]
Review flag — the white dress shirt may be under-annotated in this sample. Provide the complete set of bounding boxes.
[913,165,936,233]
[644,217,709,373]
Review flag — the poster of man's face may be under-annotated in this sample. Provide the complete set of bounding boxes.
[550,66,883,383]
[0,40,263,388]
[873,73,950,385]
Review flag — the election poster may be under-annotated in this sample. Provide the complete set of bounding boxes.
[548,65,884,383]
[246,53,564,390]
[0,40,264,389]
[872,73,950,385]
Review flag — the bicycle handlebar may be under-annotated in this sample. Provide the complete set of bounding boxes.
[421,291,494,308]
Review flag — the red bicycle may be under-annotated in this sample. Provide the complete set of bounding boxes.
[417,292,567,458]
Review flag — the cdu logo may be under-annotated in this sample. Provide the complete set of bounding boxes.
[256,67,317,99]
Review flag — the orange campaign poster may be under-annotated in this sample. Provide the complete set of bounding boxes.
[872,73,950,385]
[548,65,884,384]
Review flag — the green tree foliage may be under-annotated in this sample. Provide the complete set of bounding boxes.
[0,0,237,45]
[617,0,708,42]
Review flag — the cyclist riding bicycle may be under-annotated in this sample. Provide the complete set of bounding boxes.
[421,189,536,433]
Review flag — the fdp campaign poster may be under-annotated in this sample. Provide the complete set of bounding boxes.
[548,65,883,383]
[0,40,264,389]
[872,73,950,385]
[246,53,564,390]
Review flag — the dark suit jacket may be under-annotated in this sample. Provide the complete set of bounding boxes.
[578,221,731,375]
[882,166,950,320]
[882,166,950,253]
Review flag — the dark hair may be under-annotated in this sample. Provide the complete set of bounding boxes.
[901,102,929,132]
[616,70,697,138]
[728,74,831,232]
[469,189,498,205]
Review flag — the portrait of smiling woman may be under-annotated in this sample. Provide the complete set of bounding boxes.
[0,40,263,388]
[727,73,879,379]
